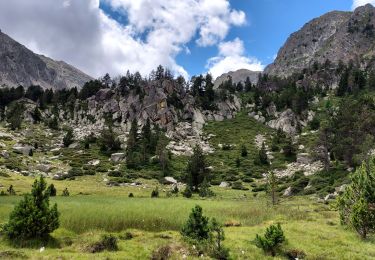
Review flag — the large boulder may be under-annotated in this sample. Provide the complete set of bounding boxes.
[164,176,178,185]
[13,144,33,155]
[111,153,126,163]
[36,164,53,173]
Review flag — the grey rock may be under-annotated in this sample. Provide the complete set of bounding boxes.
[0,150,9,159]
[111,153,126,163]
[214,69,260,89]
[219,182,230,188]
[164,176,178,184]
[36,164,52,173]
[13,144,33,155]
[283,186,293,196]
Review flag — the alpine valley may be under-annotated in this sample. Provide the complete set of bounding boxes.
[1,4,375,260]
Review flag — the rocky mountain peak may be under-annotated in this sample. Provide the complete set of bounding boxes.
[265,4,375,77]
[0,30,93,90]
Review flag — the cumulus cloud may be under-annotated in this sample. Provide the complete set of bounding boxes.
[352,0,375,9]
[0,0,246,78]
[206,38,264,79]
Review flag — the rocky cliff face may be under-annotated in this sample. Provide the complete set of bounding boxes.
[0,30,92,89]
[265,4,375,77]
[214,69,260,89]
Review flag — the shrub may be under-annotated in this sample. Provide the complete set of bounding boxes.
[232,180,249,190]
[46,184,57,197]
[98,127,121,153]
[62,188,70,196]
[119,231,133,240]
[181,205,210,242]
[255,223,285,256]
[128,193,134,198]
[241,144,248,157]
[183,186,193,198]
[199,178,215,197]
[63,128,74,147]
[151,245,173,260]
[258,142,269,165]
[151,187,159,198]
[3,177,59,241]
[87,234,118,253]
[7,185,16,195]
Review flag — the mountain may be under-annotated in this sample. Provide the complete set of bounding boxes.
[214,69,260,89]
[0,29,93,89]
[265,4,375,77]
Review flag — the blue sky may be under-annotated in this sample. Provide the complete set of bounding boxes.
[100,0,354,77]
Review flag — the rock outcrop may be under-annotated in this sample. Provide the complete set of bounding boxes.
[214,69,260,89]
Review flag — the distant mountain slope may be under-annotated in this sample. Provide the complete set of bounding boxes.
[265,4,375,77]
[0,29,92,89]
[214,69,260,89]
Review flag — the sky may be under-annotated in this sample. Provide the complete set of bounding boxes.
[0,0,372,79]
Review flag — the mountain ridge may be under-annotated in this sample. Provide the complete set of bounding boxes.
[0,29,93,89]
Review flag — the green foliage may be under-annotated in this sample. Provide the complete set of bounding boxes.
[181,205,210,241]
[7,185,16,195]
[87,234,118,253]
[209,218,230,260]
[241,144,248,157]
[283,137,297,160]
[7,102,24,130]
[182,186,193,198]
[199,178,215,197]
[46,184,57,197]
[186,145,209,191]
[3,177,59,241]
[255,223,285,256]
[62,188,70,197]
[47,117,59,130]
[258,142,269,165]
[63,128,74,147]
[151,187,159,198]
[98,127,121,153]
[338,159,375,239]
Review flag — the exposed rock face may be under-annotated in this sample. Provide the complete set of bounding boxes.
[265,4,375,77]
[214,69,260,89]
[111,153,126,163]
[13,144,33,155]
[0,29,92,89]
[267,109,298,135]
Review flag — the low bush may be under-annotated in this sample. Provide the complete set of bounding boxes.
[151,187,159,198]
[87,234,118,253]
[255,223,285,256]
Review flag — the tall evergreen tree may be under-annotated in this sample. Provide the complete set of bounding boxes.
[186,145,209,191]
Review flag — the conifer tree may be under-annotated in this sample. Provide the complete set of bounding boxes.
[4,177,59,240]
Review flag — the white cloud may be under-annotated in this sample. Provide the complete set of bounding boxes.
[207,38,264,79]
[0,0,247,79]
[352,0,375,9]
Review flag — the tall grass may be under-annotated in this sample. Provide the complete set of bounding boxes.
[0,195,309,234]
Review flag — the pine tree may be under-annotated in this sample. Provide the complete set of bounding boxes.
[4,177,59,240]
[241,144,248,157]
[338,159,375,239]
[63,128,74,147]
[126,119,141,168]
[267,171,278,205]
[259,142,269,165]
[181,205,210,241]
[141,119,152,163]
[186,145,209,191]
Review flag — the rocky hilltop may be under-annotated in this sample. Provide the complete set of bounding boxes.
[0,30,92,89]
[265,4,375,76]
[213,69,260,89]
